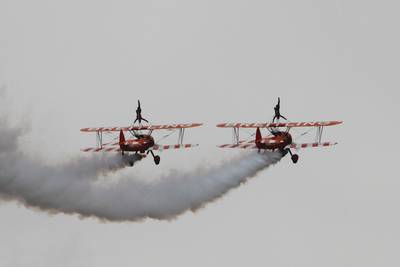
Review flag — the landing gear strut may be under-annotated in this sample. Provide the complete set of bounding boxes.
[288,149,299,164]
[283,148,299,164]
[147,150,161,165]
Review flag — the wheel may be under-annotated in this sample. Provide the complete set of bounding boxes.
[291,154,299,164]
[154,155,160,165]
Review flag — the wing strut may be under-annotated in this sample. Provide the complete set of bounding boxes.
[233,127,240,145]
[96,131,103,149]
[177,128,185,145]
[315,126,324,143]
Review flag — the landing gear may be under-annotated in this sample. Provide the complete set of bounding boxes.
[147,150,161,165]
[154,155,160,165]
[291,154,299,164]
[282,148,299,164]
[280,148,289,157]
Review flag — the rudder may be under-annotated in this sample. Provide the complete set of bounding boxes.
[255,127,262,144]
[119,130,126,149]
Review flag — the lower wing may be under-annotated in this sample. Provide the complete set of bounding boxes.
[218,143,257,149]
[218,142,338,150]
[290,142,338,149]
[81,143,199,152]
[81,147,121,152]
[151,144,199,151]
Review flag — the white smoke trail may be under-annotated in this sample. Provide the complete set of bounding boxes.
[0,108,282,222]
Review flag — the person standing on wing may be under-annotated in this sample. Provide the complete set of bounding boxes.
[272,97,287,122]
[134,100,149,125]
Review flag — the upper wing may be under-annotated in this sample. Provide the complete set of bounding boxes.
[147,123,202,130]
[81,123,202,132]
[217,121,342,128]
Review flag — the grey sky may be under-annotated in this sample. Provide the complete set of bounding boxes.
[0,0,399,266]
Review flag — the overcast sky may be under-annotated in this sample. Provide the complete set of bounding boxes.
[1,0,399,266]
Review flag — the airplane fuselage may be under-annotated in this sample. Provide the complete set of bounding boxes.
[120,134,155,152]
[256,130,292,151]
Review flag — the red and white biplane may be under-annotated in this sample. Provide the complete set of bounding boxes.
[217,99,342,163]
[80,101,202,166]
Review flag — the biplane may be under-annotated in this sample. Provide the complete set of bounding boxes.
[80,101,202,166]
[217,99,342,164]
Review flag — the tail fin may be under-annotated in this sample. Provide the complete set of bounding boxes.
[255,127,262,144]
[119,130,126,149]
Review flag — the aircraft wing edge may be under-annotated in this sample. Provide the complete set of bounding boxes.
[81,123,203,132]
[217,121,342,128]
[218,143,257,149]
[289,142,338,149]
[150,144,199,151]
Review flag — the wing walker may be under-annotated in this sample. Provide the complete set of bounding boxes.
[81,98,341,165]
[217,98,342,164]
[80,101,202,166]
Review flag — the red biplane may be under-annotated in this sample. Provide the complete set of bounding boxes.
[217,99,342,164]
[80,101,202,166]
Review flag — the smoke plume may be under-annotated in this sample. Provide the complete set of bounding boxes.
[0,108,282,222]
